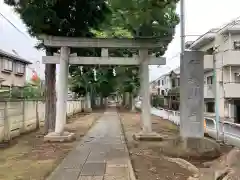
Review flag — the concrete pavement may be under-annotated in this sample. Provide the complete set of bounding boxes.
[47,110,134,180]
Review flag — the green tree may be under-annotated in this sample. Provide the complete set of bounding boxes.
[88,0,179,109]
[10,81,44,99]
[108,0,180,56]
[118,66,140,110]
[4,0,111,133]
[22,83,43,99]
[69,65,117,108]
[90,26,139,109]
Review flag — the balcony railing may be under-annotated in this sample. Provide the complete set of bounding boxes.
[204,55,213,70]
[224,82,240,98]
[223,50,240,66]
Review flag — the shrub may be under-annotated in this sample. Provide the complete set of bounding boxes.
[151,95,164,107]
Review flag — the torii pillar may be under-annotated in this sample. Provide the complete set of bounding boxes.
[44,46,75,142]
[133,49,164,141]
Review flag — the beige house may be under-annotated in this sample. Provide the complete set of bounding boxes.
[187,21,240,123]
[0,49,32,90]
[150,67,180,96]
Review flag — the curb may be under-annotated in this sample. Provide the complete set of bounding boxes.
[127,158,137,180]
[117,112,137,180]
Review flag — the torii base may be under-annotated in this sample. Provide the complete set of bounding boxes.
[133,131,166,141]
[44,131,76,142]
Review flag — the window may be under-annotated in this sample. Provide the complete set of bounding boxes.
[206,102,215,113]
[2,58,13,71]
[157,88,160,95]
[172,79,176,88]
[234,41,240,50]
[158,80,160,86]
[207,76,213,85]
[176,78,180,86]
[15,63,25,74]
[234,73,240,83]
[161,90,165,96]
[162,80,164,85]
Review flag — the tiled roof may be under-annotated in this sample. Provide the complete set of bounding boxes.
[0,49,32,64]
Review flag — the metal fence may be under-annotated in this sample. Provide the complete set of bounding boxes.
[135,102,240,148]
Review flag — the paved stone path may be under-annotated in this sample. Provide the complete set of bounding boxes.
[47,110,132,180]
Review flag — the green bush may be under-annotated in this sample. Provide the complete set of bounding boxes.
[151,95,164,107]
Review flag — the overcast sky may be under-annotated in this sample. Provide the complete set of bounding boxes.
[1,0,240,81]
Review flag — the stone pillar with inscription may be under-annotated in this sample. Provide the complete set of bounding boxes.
[174,51,220,152]
[180,51,204,139]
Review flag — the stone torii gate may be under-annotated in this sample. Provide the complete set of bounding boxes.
[41,36,166,141]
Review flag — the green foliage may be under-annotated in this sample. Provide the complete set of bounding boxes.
[108,0,179,36]
[4,0,180,103]
[91,27,132,38]
[5,0,111,38]
[90,20,141,98]
[107,0,180,56]
[115,66,140,97]
[151,95,164,107]
[10,83,44,99]
[168,87,180,95]
[22,84,43,99]
[69,66,117,98]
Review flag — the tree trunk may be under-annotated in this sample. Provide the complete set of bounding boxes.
[44,50,56,134]
[36,101,40,129]
[122,93,126,106]
[130,93,135,112]
[125,92,130,108]
[85,92,91,109]
[91,93,95,108]
[100,95,104,107]
[104,97,108,108]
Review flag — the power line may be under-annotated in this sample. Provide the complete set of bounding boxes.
[0,11,30,40]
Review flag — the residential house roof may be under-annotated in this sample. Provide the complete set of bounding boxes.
[187,19,240,50]
[151,66,180,84]
[171,67,180,75]
[187,29,218,50]
[0,49,32,64]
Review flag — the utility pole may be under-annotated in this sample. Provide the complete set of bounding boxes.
[179,0,185,136]
[213,47,220,141]
[180,0,186,55]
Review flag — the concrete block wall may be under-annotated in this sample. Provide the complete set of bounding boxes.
[0,99,86,142]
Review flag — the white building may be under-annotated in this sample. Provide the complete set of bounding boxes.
[150,67,180,109]
[150,67,180,96]
[187,20,240,123]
